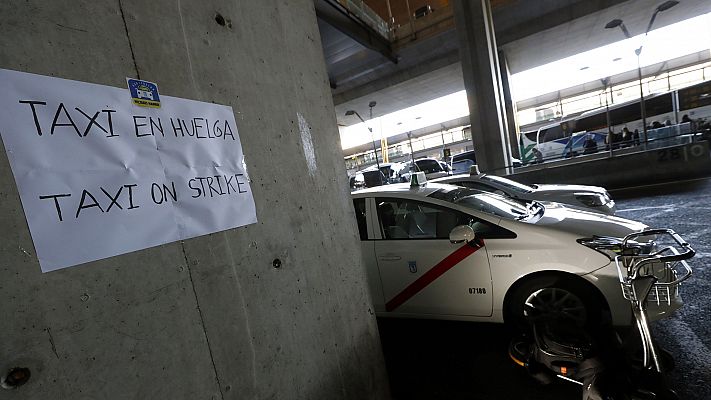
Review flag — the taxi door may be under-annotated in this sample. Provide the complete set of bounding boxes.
[372,197,493,317]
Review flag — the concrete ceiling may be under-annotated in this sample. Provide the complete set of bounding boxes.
[319,0,710,130]
[504,0,711,73]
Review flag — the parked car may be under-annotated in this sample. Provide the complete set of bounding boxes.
[353,163,408,189]
[351,179,683,328]
[562,131,607,158]
[432,169,616,215]
[401,158,450,181]
[450,150,478,175]
[361,169,385,188]
[348,172,364,190]
[377,162,407,184]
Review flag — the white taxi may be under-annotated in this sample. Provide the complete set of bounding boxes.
[432,168,616,215]
[352,176,682,328]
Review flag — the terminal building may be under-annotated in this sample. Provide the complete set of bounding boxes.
[329,0,711,179]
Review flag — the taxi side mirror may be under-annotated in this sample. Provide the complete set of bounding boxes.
[449,225,476,244]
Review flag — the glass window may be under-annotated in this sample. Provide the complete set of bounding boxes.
[647,75,669,94]
[429,188,529,221]
[457,180,495,192]
[362,170,384,187]
[669,69,702,92]
[679,80,711,111]
[415,159,443,173]
[540,126,564,143]
[451,159,475,175]
[376,198,470,240]
[376,198,514,240]
[353,198,368,240]
[523,131,538,143]
[480,175,533,194]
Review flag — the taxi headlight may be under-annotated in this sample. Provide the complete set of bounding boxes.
[578,236,657,261]
[574,193,606,207]
[577,237,621,260]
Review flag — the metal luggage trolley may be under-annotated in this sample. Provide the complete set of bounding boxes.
[614,228,694,373]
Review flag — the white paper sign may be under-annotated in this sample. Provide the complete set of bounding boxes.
[0,68,257,272]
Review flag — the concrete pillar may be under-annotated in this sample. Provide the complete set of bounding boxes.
[499,50,521,160]
[0,1,389,399]
[453,0,513,174]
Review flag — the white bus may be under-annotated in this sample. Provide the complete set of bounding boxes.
[519,80,711,164]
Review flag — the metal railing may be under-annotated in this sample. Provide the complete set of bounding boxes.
[338,0,390,39]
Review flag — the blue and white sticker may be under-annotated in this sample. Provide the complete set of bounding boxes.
[127,78,161,108]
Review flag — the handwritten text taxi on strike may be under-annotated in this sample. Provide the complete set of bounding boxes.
[19,101,248,222]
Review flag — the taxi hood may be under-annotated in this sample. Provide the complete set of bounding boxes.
[534,202,645,237]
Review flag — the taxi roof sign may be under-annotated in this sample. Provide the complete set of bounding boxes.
[410,171,427,187]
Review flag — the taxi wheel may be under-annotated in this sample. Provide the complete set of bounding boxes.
[505,275,603,330]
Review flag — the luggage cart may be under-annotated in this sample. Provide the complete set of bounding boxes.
[614,229,694,375]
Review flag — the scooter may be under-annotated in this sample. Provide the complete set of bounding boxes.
[509,229,694,400]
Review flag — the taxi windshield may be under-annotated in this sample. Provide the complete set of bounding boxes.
[430,187,532,220]
[480,175,533,194]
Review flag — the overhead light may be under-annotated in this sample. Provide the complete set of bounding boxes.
[345,110,365,124]
[657,1,679,12]
[605,19,623,29]
[613,57,622,62]
[605,19,631,39]
[580,66,590,71]
[646,1,678,34]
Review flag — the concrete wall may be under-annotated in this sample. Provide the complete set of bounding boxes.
[0,1,389,399]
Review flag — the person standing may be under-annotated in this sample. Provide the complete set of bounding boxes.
[583,134,598,154]
[621,127,632,147]
[532,147,543,164]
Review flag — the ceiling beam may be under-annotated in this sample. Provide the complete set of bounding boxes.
[314,0,397,64]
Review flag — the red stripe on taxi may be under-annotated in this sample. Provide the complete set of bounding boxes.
[385,241,484,312]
